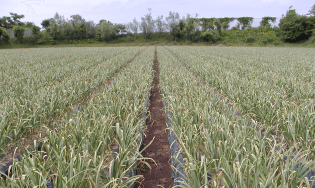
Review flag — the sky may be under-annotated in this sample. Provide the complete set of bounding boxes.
[0,0,314,27]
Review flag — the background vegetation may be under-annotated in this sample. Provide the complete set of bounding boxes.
[1,4,315,48]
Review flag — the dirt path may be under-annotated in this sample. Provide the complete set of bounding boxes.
[137,49,173,188]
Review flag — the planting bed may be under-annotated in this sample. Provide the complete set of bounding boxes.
[1,46,314,187]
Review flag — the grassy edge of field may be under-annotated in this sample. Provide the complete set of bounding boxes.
[1,37,315,49]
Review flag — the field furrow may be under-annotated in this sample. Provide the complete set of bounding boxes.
[1,45,314,187]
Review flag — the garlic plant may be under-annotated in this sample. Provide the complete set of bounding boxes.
[0,47,144,154]
[164,46,315,151]
[157,46,315,187]
[1,45,314,187]
[1,47,154,187]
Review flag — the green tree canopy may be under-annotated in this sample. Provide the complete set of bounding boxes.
[279,9,314,42]
[307,3,315,16]
[260,17,276,27]
[13,25,25,42]
[0,12,25,28]
[237,17,254,30]
[41,19,52,28]
[0,26,10,42]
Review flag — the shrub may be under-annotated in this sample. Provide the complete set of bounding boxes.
[259,31,278,45]
[13,25,25,43]
[273,27,282,38]
[36,31,52,44]
[308,36,315,43]
[245,36,256,43]
[236,17,254,30]
[201,30,221,43]
[273,40,282,45]
[24,35,38,44]
[125,36,134,42]
[279,9,315,42]
[260,17,276,27]
[49,39,56,45]
[31,25,40,36]
[0,27,10,43]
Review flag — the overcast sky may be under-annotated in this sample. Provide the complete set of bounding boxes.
[1,0,314,27]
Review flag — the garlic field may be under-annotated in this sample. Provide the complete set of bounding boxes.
[0,46,314,187]
[159,46,315,187]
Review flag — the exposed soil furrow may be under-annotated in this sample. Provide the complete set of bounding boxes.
[137,48,173,188]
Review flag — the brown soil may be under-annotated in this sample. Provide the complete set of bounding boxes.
[137,49,173,188]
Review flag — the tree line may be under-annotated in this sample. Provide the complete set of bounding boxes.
[1,4,315,44]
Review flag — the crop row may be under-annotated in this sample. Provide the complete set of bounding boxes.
[1,45,314,187]
[1,46,154,187]
[157,46,315,187]
[0,47,144,154]
[164,46,315,151]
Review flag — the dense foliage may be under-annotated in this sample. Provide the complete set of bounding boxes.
[0,27,10,43]
[96,20,125,41]
[0,47,153,186]
[260,16,277,27]
[0,45,315,186]
[0,12,25,28]
[1,3,315,44]
[12,25,25,43]
[160,46,315,187]
[236,17,254,30]
[279,9,315,42]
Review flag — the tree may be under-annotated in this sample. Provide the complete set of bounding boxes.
[260,17,276,27]
[115,24,126,35]
[0,13,25,28]
[198,18,215,31]
[140,8,155,39]
[126,18,139,35]
[13,25,25,42]
[47,13,71,40]
[0,16,13,28]
[25,21,36,28]
[155,15,166,33]
[236,17,254,30]
[9,12,25,25]
[41,19,51,29]
[70,14,86,39]
[0,27,10,42]
[44,13,97,40]
[46,13,63,39]
[166,11,181,40]
[307,3,315,16]
[70,14,85,24]
[184,14,199,41]
[279,9,314,42]
[96,21,122,41]
[85,21,96,38]
[166,11,180,33]
[218,17,235,30]
[31,25,40,36]
[214,19,222,35]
